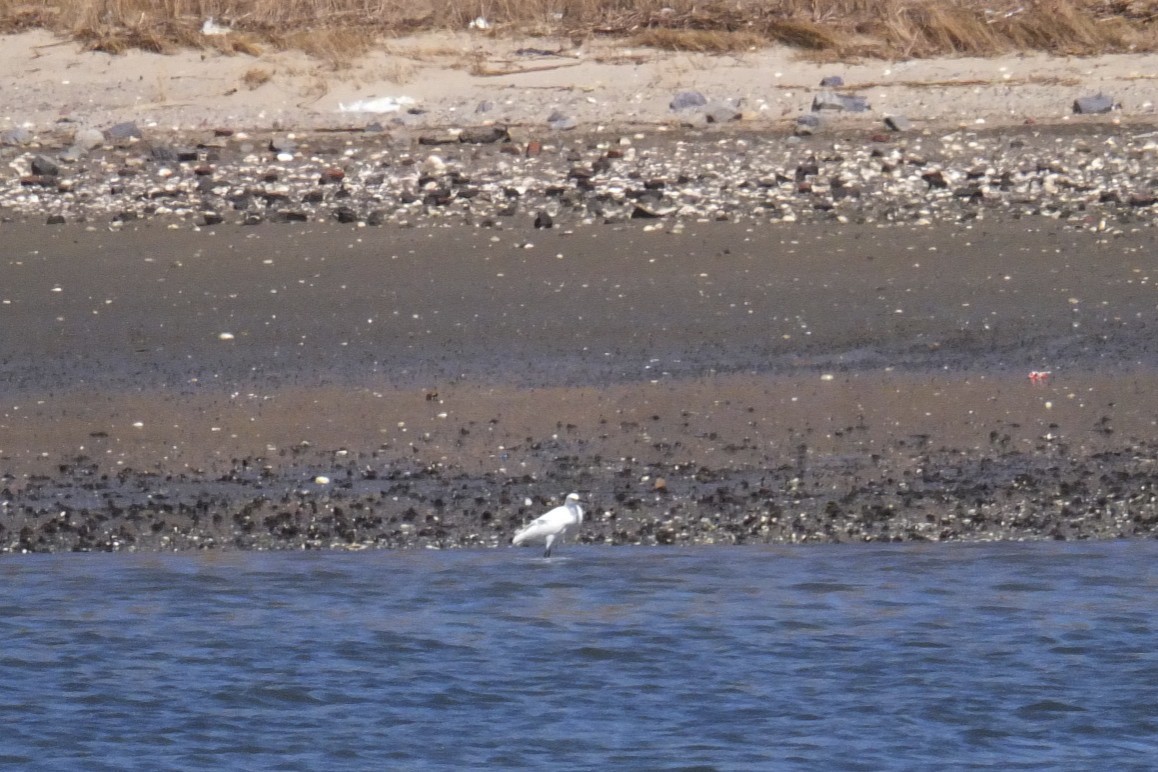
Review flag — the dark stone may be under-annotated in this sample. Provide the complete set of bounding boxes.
[417,134,458,146]
[333,206,360,223]
[669,91,708,111]
[1073,94,1115,114]
[302,190,325,204]
[819,75,844,87]
[30,155,60,177]
[365,209,387,226]
[200,212,224,226]
[534,211,553,229]
[475,100,494,114]
[460,126,508,144]
[922,170,949,189]
[150,146,178,163]
[268,210,309,223]
[796,113,822,128]
[177,148,199,163]
[46,214,66,225]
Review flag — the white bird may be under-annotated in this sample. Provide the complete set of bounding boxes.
[512,493,584,558]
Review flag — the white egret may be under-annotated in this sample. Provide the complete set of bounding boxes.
[512,493,584,558]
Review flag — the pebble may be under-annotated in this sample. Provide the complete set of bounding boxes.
[0,122,1153,232]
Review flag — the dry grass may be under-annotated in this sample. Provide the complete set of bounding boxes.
[0,0,1155,59]
[241,65,271,88]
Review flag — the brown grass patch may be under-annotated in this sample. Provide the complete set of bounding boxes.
[0,0,1155,59]
[630,28,766,53]
[241,66,272,89]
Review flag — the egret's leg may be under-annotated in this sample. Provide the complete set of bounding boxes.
[544,534,556,558]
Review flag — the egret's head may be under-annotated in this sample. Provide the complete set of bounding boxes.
[566,492,582,503]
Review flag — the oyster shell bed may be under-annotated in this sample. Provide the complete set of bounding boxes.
[3,122,1156,231]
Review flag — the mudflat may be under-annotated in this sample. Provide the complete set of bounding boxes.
[3,215,1157,552]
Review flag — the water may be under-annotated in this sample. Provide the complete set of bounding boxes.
[3,541,1157,770]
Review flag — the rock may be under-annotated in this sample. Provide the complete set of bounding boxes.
[417,134,457,146]
[105,121,142,140]
[46,214,66,225]
[363,121,385,133]
[534,211,553,229]
[475,100,494,114]
[459,126,508,144]
[812,92,870,112]
[884,115,912,132]
[670,91,708,111]
[705,102,741,123]
[1,127,31,146]
[819,75,844,87]
[547,111,577,131]
[1073,94,1115,114]
[73,128,105,151]
[200,211,224,226]
[59,146,88,162]
[30,155,60,177]
[150,146,178,164]
[333,206,359,223]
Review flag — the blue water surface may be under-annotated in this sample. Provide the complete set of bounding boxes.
[2,540,1157,770]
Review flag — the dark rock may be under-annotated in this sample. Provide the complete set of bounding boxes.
[268,210,309,223]
[534,211,553,229]
[46,214,66,225]
[669,91,708,111]
[819,75,844,87]
[363,121,385,133]
[200,212,224,226]
[105,121,142,140]
[796,114,822,128]
[365,209,387,226]
[177,148,199,163]
[30,156,60,177]
[459,126,508,144]
[475,100,494,113]
[417,134,457,146]
[333,206,360,223]
[302,190,325,204]
[922,170,949,189]
[1073,94,1115,114]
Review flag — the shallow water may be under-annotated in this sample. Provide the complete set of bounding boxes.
[3,540,1157,769]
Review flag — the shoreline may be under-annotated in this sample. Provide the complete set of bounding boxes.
[1,33,1157,554]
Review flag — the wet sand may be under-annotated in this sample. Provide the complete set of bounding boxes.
[2,215,1157,552]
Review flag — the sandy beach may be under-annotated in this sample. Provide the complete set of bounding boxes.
[1,30,1156,552]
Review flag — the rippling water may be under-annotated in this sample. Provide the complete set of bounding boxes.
[3,541,1157,769]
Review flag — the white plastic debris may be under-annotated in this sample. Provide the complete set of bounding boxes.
[469,16,490,30]
[337,96,416,114]
[201,17,230,36]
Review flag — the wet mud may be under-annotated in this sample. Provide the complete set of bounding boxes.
[2,217,1157,552]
